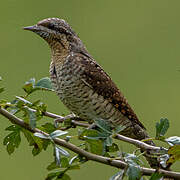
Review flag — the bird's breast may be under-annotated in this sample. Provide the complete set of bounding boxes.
[49,58,131,127]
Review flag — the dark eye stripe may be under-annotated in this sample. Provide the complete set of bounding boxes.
[48,23,55,30]
[47,23,71,36]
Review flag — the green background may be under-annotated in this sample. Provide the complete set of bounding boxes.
[1,0,180,179]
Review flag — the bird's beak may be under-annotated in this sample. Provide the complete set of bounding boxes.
[23,25,40,32]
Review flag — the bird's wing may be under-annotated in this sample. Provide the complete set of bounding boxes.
[68,52,145,129]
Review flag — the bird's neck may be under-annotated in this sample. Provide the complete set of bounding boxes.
[50,41,69,65]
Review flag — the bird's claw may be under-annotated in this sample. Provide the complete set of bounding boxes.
[54,113,77,128]
[87,123,97,130]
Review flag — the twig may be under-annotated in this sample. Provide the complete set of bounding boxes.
[43,110,166,152]
[0,107,180,179]
[115,134,167,152]
[43,111,88,128]
[44,111,86,122]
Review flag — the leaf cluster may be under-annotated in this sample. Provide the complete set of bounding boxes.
[0,76,180,180]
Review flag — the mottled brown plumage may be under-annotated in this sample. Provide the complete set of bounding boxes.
[23,18,149,138]
[24,18,160,167]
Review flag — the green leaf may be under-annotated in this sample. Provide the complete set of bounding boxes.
[124,153,142,166]
[0,87,4,94]
[41,123,56,134]
[21,129,34,145]
[22,128,50,156]
[34,101,47,113]
[166,136,180,146]
[47,158,77,172]
[28,109,37,129]
[48,158,69,170]
[15,96,32,105]
[34,132,50,139]
[156,118,169,138]
[42,139,51,150]
[22,78,36,94]
[24,107,36,128]
[159,154,169,168]
[0,99,9,107]
[68,164,80,170]
[46,172,60,180]
[60,157,69,168]
[107,143,119,152]
[56,146,70,157]
[105,136,113,146]
[167,145,180,165]
[109,170,124,180]
[54,146,69,166]
[35,77,54,91]
[7,99,20,114]
[79,128,110,141]
[31,99,41,106]
[6,141,15,155]
[0,76,4,94]
[50,130,68,139]
[23,77,54,95]
[126,165,141,180]
[56,173,71,180]
[32,146,41,156]
[94,118,112,135]
[24,131,44,156]
[149,172,163,180]
[55,146,61,165]
[69,156,78,165]
[8,106,20,115]
[32,135,43,149]
[69,155,87,165]
[63,118,72,127]
[65,136,71,142]
[47,161,59,171]
[79,129,100,139]
[3,126,21,155]
[114,125,126,134]
[5,125,20,131]
[79,129,111,155]
[31,137,44,156]
[85,138,104,155]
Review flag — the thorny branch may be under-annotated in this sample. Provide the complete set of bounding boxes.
[0,107,180,179]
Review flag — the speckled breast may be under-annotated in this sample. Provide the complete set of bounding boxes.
[50,57,130,127]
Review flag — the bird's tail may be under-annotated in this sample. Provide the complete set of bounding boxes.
[120,124,160,168]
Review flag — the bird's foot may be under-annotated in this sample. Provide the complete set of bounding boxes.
[54,113,77,128]
[87,123,98,130]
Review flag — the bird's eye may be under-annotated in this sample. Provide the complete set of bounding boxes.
[48,23,55,30]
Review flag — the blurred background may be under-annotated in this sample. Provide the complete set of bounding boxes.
[1,0,180,179]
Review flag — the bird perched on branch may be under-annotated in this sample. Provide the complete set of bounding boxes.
[24,18,158,167]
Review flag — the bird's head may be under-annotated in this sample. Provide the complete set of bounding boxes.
[24,18,85,53]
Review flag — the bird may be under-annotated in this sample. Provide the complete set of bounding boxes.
[24,18,158,167]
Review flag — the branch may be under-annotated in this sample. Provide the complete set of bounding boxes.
[0,107,180,179]
[43,111,166,152]
[43,111,88,128]
[115,134,167,152]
